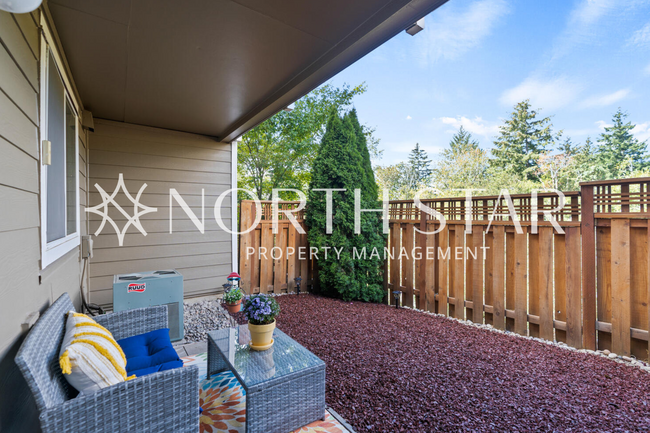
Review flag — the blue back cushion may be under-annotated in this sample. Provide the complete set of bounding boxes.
[117,328,182,377]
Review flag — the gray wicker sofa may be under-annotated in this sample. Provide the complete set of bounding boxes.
[14,293,199,433]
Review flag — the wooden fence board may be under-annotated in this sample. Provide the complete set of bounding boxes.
[465,231,474,320]
[492,226,505,330]
[454,226,465,320]
[287,224,297,293]
[273,226,288,292]
[425,223,437,312]
[390,223,401,306]
[449,226,456,318]
[566,226,582,348]
[529,230,540,337]
[239,202,254,293]
[538,227,554,341]
[484,229,494,326]
[472,229,484,324]
[514,228,528,335]
[403,223,414,308]
[596,226,612,351]
[554,233,567,343]
[260,225,273,293]
[611,219,631,356]
[251,229,260,293]
[630,225,648,359]
[438,226,449,316]
[505,231,515,332]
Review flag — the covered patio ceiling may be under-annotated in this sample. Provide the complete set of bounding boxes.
[47,0,448,142]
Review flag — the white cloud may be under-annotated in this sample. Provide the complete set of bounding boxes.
[645,62,650,75]
[500,77,582,111]
[415,0,509,64]
[632,121,650,141]
[406,115,412,120]
[628,22,650,47]
[595,120,612,131]
[579,89,630,108]
[550,0,616,60]
[439,116,499,138]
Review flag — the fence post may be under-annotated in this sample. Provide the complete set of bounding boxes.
[580,184,597,350]
[239,201,254,294]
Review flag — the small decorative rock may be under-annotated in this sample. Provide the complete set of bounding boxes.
[608,353,618,359]
[183,299,232,342]
[603,349,611,355]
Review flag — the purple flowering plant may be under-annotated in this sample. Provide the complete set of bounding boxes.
[243,294,280,325]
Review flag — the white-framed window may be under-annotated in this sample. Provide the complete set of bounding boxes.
[40,18,81,269]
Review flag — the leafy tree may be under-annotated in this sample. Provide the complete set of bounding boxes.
[375,163,416,200]
[306,111,383,302]
[238,83,380,200]
[491,100,557,181]
[434,128,489,195]
[597,109,648,178]
[407,143,433,188]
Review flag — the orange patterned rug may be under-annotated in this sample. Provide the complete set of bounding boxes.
[182,353,350,433]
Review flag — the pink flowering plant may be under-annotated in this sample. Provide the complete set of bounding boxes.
[243,294,280,325]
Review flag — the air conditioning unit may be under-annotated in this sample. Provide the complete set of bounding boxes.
[113,270,184,341]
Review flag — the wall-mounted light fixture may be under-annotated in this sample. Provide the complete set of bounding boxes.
[0,0,42,13]
[405,18,425,36]
[283,103,295,112]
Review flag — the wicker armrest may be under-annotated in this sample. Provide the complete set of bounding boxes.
[39,365,199,433]
[95,305,168,340]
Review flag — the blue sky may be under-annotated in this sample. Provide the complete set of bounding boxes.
[326,0,650,165]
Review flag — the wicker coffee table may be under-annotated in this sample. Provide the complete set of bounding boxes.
[207,325,326,433]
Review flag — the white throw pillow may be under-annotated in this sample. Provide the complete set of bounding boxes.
[59,311,132,394]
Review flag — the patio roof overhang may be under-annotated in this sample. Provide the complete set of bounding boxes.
[47,0,448,142]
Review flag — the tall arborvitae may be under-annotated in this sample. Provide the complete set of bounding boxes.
[346,109,385,302]
[306,111,365,301]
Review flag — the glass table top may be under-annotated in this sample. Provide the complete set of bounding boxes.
[208,325,324,388]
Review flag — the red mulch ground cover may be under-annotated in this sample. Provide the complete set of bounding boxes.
[272,294,650,432]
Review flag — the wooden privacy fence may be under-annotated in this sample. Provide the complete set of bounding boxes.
[238,177,650,359]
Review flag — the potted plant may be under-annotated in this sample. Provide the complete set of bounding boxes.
[223,287,244,313]
[243,294,280,350]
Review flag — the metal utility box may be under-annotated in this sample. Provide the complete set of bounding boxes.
[113,270,184,341]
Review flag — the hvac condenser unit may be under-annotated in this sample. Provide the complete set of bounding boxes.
[113,270,184,341]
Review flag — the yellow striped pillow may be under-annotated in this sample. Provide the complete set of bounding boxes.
[59,311,134,394]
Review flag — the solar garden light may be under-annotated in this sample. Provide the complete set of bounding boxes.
[393,290,402,308]
[294,276,302,295]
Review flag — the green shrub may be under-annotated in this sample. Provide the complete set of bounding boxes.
[306,110,385,302]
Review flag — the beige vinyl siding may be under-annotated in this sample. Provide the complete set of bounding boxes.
[0,10,88,433]
[88,119,233,308]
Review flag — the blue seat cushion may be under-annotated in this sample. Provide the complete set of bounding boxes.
[117,328,182,377]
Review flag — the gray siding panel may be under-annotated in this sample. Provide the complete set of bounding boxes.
[88,120,233,308]
[0,10,87,433]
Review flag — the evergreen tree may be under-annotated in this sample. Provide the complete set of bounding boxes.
[597,109,648,178]
[407,143,432,188]
[445,126,480,158]
[306,111,383,302]
[491,100,556,181]
[346,109,385,302]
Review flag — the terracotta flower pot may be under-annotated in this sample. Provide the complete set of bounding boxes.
[225,299,242,313]
[248,320,275,350]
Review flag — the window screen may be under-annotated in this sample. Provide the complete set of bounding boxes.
[66,101,76,235]
[46,50,66,243]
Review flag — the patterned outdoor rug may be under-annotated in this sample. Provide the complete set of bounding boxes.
[182,353,350,433]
